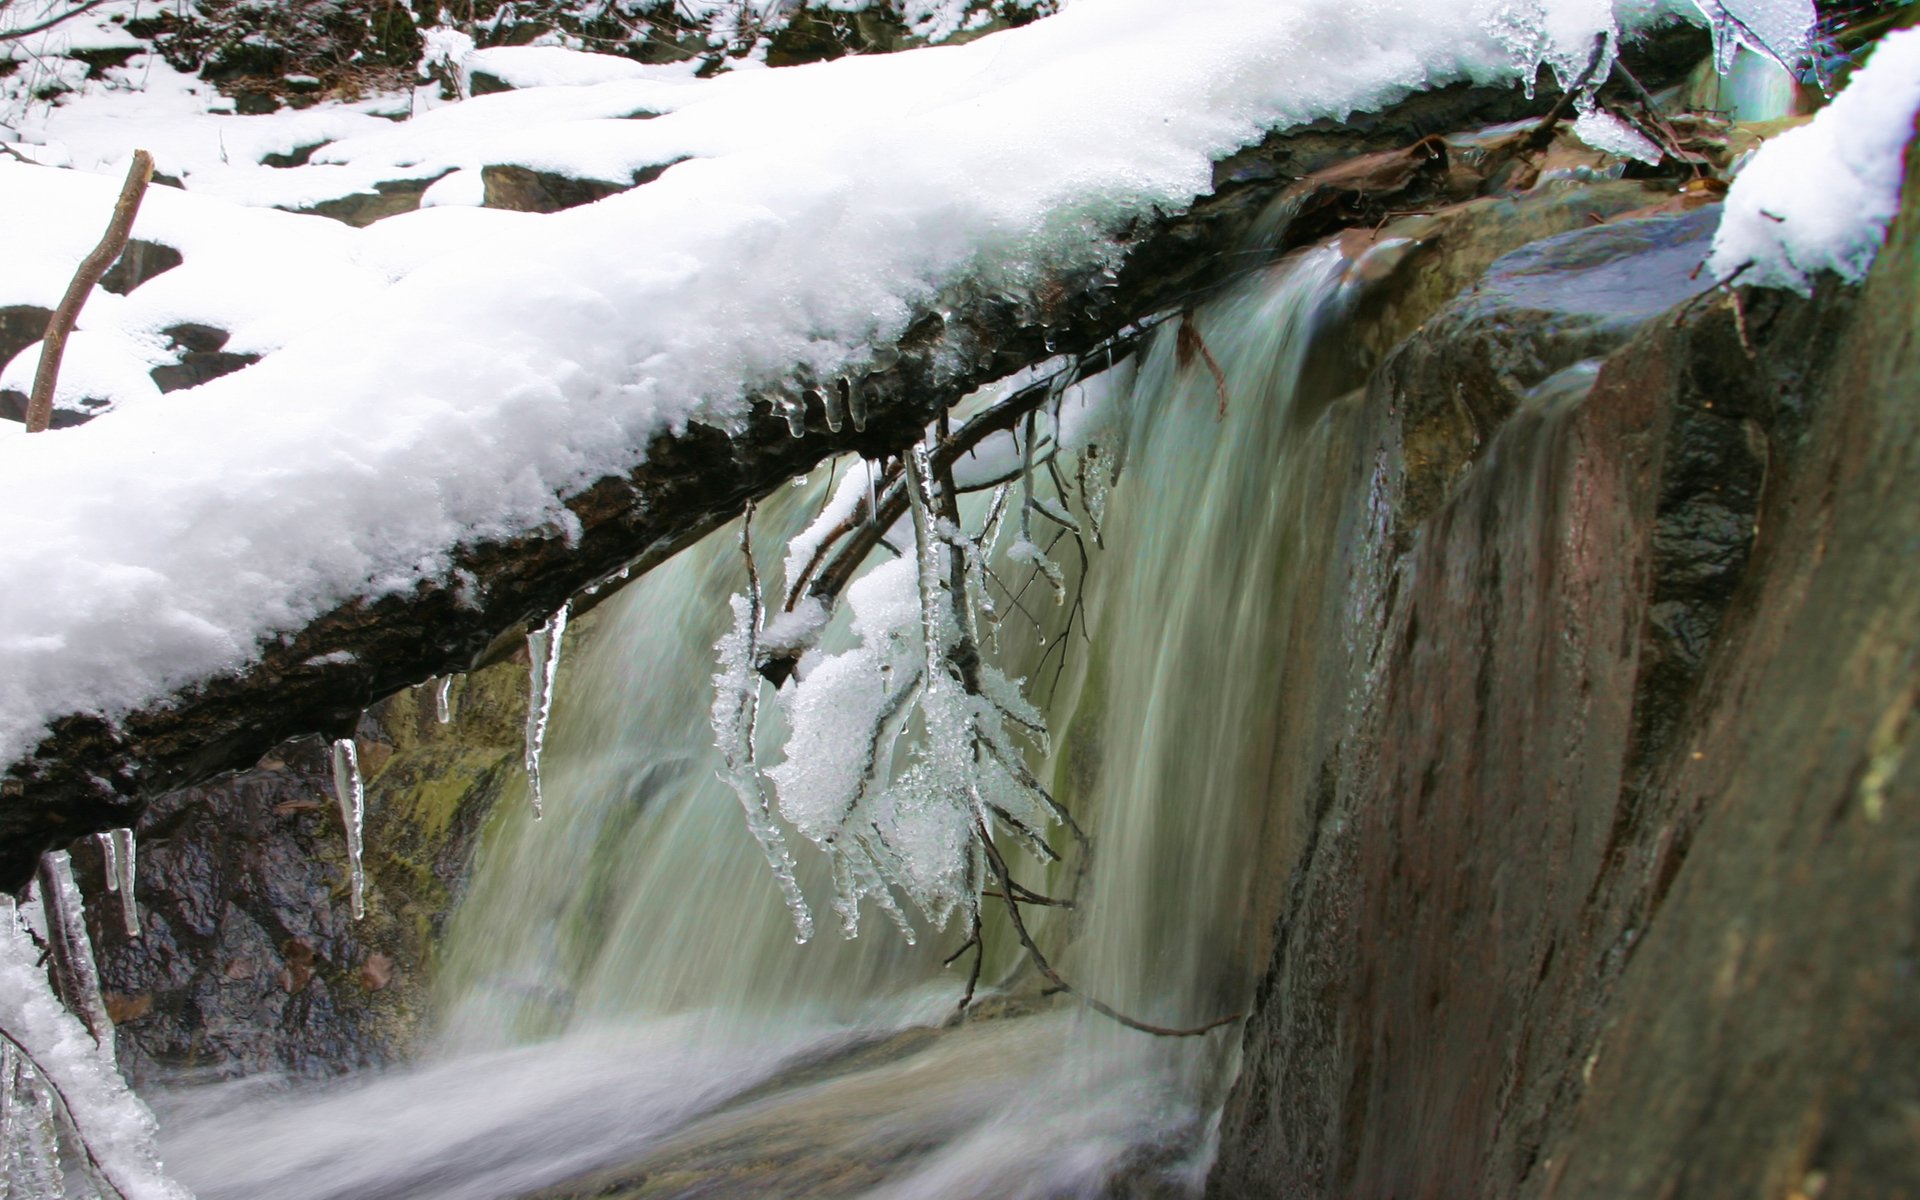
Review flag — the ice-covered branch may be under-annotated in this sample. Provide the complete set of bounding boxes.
[0,898,190,1199]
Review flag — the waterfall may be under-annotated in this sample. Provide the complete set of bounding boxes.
[159,244,1354,1200]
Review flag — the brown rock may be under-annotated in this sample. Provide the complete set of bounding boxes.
[359,952,393,991]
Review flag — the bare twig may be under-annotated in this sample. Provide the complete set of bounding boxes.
[977,822,1238,1038]
[1176,312,1231,418]
[26,149,153,433]
[0,0,115,42]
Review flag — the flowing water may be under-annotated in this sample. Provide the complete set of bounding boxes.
[160,244,1355,1200]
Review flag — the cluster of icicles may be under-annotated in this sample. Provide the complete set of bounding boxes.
[327,600,576,925]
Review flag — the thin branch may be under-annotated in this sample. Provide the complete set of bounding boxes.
[977,822,1238,1038]
[0,1024,133,1200]
[0,0,115,42]
[1520,33,1611,155]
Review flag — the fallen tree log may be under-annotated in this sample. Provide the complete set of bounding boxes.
[0,25,1706,890]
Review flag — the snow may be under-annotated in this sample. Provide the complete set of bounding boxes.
[461,45,656,91]
[1707,27,1920,294]
[1571,108,1662,164]
[0,0,1817,775]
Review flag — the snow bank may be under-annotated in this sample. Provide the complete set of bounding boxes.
[1707,27,1920,294]
[0,0,1811,771]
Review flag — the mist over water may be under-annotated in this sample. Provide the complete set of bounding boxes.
[161,246,1352,1200]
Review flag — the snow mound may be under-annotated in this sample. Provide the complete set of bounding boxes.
[1707,27,1920,294]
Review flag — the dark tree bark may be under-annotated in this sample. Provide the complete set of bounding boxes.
[0,25,1706,890]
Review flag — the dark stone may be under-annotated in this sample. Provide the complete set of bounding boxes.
[261,141,325,168]
[100,238,185,295]
[1380,204,1721,531]
[233,89,279,115]
[467,70,513,97]
[0,304,53,370]
[480,159,682,213]
[70,46,138,78]
[0,389,106,427]
[150,324,260,393]
[293,173,453,226]
[764,7,909,66]
[90,655,529,1082]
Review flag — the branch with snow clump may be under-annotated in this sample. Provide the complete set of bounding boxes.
[1706,26,1920,294]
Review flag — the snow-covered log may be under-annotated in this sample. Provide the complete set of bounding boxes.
[0,24,1707,890]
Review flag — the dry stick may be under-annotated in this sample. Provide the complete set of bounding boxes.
[0,0,114,42]
[1519,33,1612,155]
[25,149,153,434]
[1605,61,1700,176]
[1176,312,1231,418]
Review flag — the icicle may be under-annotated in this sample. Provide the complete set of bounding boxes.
[523,602,570,819]
[35,852,114,1060]
[770,385,806,438]
[435,675,455,724]
[97,832,118,893]
[847,376,869,431]
[820,383,844,433]
[331,739,366,920]
[711,504,815,943]
[109,829,138,940]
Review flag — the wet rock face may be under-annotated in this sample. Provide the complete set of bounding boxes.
[89,650,535,1082]
[1208,159,1919,1196]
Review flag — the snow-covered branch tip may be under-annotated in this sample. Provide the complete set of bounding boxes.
[2,871,191,1199]
[0,0,114,42]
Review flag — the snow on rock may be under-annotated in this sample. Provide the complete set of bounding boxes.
[1707,27,1920,294]
[461,44,658,92]
[0,0,1813,772]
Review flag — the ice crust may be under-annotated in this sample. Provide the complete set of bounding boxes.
[0,0,1814,775]
[1708,27,1920,294]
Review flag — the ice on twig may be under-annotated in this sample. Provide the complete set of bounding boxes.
[524,603,571,819]
[713,589,816,944]
[0,901,192,1200]
[757,440,1056,941]
[331,738,366,920]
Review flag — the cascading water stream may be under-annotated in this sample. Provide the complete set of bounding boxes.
[158,243,1355,1200]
